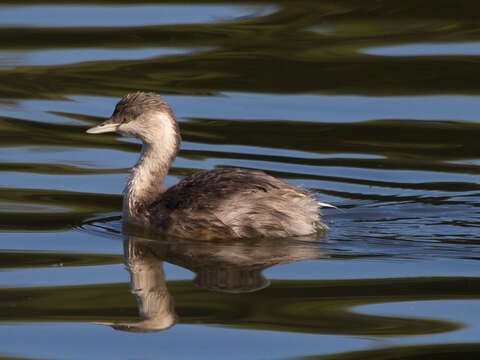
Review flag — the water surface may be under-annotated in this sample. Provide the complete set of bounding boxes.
[0,1,479,359]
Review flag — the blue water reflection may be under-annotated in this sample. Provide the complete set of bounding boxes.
[364,42,480,56]
[1,5,276,27]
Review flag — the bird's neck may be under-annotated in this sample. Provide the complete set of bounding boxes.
[124,141,176,219]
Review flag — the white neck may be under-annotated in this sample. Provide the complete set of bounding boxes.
[122,113,179,220]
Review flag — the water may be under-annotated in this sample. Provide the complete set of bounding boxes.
[0,1,479,359]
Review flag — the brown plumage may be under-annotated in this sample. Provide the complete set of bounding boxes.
[86,92,332,239]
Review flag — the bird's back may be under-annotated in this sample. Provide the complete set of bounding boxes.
[146,168,323,239]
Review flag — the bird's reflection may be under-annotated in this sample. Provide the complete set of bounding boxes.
[104,233,326,332]
[106,237,177,332]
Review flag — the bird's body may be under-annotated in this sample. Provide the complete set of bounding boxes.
[87,92,331,239]
[133,167,323,239]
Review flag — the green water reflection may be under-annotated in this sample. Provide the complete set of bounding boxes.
[2,0,480,99]
[0,276,470,336]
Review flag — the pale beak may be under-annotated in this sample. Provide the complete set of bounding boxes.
[86,121,120,134]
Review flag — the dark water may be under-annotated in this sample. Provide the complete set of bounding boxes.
[1,1,480,359]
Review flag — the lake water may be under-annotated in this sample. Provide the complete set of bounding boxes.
[1,1,480,359]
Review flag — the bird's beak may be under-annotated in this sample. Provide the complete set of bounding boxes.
[86,119,120,134]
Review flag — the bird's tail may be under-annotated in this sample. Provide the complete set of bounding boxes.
[318,201,337,209]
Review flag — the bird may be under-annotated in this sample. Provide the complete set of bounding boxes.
[86,92,333,239]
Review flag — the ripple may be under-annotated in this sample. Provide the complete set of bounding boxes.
[0,146,135,170]
[0,202,68,213]
[0,250,120,270]
[168,93,480,123]
[0,187,120,231]
[301,343,480,360]
[0,5,276,27]
[0,277,470,336]
[0,47,211,69]
[364,42,480,56]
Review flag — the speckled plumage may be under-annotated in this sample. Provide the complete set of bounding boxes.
[87,92,331,239]
[143,167,324,239]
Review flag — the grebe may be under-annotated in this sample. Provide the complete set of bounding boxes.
[86,92,332,239]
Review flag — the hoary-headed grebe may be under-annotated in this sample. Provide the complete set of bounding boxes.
[87,92,332,239]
